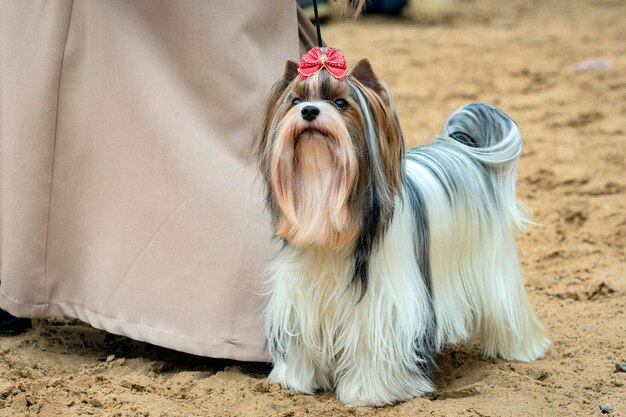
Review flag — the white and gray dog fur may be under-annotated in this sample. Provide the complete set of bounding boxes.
[255,58,551,407]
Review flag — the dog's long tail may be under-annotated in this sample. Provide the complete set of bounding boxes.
[437,102,530,231]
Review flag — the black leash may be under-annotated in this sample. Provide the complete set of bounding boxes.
[313,0,323,47]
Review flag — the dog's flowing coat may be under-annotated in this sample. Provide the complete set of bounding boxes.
[255,58,550,407]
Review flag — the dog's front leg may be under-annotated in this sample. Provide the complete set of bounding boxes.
[334,340,435,407]
[268,342,332,394]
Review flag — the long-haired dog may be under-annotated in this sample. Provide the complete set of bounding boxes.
[255,47,550,407]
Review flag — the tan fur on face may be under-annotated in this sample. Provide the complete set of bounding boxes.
[271,102,360,248]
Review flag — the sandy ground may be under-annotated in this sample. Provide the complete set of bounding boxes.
[1,0,626,415]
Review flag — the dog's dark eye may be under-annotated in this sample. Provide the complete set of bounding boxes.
[292,98,302,106]
[333,98,348,110]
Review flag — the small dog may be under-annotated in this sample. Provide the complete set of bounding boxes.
[255,47,550,407]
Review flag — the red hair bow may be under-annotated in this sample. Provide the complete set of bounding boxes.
[298,46,348,81]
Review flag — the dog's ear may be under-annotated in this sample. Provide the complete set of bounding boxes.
[350,59,382,94]
[284,59,299,82]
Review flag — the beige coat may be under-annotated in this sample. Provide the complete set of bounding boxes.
[0,1,316,361]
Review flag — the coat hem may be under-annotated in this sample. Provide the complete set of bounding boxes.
[0,289,270,363]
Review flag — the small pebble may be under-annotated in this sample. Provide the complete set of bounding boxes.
[90,399,103,408]
[0,385,14,399]
[600,404,612,414]
[615,361,626,373]
[106,355,116,363]
[554,384,563,389]
[148,361,166,374]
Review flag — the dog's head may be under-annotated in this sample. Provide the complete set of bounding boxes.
[256,51,405,251]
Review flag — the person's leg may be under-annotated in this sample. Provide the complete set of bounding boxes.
[0,309,31,336]
[364,0,409,15]
[297,0,331,21]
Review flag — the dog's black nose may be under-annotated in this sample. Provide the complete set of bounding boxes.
[301,105,320,121]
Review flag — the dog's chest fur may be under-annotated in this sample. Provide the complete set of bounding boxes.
[265,202,435,382]
[274,247,359,365]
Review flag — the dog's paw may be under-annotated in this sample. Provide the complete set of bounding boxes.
[336,374,434,407]
[267,366,315,394]
[501,328,552,363]
[267,361,333,394]
[483,317,552,363]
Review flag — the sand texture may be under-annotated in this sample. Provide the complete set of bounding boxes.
[1,0,625,415]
